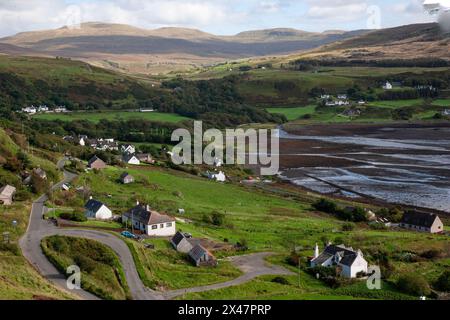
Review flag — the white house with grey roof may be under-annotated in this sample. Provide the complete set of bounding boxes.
[400,211,444,234]
[122,154,140,165]
[84,198,112,220]
[310,244,368,278]
[122,204,176,236]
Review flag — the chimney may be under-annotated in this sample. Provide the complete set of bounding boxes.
[89,196,93,200]
[146,205,151,212]
[136,201,140,206]
[314,243,319,259]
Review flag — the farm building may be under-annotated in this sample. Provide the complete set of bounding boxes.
[122,204,176,236]
[310,244,368,278]
[0,185,16,206]
[188,244,217,267]
[120,172,135,184]
[84,198,112,220]
[171,232,194,254]
[400,211,444,234]
[88,156,106,170]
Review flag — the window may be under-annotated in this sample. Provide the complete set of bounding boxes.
[166,223,172,227]
[160,224,164,228]
[152,225,157,230]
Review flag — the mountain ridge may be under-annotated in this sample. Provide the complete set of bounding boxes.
[1,22,447,74]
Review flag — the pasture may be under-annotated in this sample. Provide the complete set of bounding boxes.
[33,111,190,123]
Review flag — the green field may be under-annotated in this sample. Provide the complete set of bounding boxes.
[267,105,316,121]
[34,111,190,123]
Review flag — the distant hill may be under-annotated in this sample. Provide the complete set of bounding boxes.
[0,22,369,74]
[290,23,450,62]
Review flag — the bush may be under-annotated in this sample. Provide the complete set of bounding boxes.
[420,249,443,260]
[271,277,290,285]
[236,238,249,251]
[287,250,300,266]
[313,199,337,214]
[397,274,431,296]
[211,211,225,226]
[434,271,450,292]
[59,211,87,222]
[342,223,355,231]
[74,254,96,273]
[0,242,20,255]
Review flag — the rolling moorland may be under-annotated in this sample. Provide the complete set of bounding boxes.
[0,22,450,300]
[0,22,370,74]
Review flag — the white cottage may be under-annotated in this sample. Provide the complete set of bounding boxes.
[207,171,226,182]
[84,199,112,220]
[122,154,141,165]
[310,244,368,278]
[382,81,393,90]
[122,204,176,237]
[400,211,444,234]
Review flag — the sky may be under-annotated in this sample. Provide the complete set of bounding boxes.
[0,0,441,37]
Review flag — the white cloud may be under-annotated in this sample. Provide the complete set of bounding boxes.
[306,0,368,20]
[0,0,241,37]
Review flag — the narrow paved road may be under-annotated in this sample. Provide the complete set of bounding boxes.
[19,160,163,300]
[164,252,295,299]
[19,159,294,300]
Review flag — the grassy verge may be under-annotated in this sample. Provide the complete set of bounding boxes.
[0,202,74,300]
[41,235,131,300]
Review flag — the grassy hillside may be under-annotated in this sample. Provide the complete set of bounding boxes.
[46,164,450,300]
[0,126,72,300]
[0,55,159,111]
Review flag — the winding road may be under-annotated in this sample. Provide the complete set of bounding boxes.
[19,159,293,300]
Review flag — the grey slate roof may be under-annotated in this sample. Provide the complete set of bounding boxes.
[171,232,186,246]
[122,154,138,163]
[401,211,439,228]
[189,244,212,262]
[84,199,105,213]
[123,205,175,225]
[315,245,358,267]
[120,172,133,180]
[88,155,105,166]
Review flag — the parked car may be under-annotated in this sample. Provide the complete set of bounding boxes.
[121,231,137,239]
